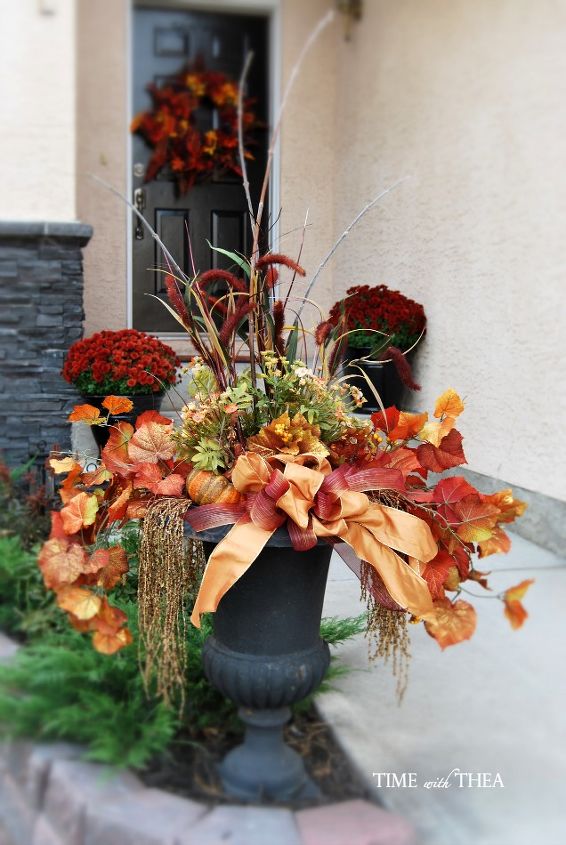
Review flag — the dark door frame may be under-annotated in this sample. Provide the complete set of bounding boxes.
[126,0,281,339]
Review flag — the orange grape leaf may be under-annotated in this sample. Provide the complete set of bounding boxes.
[417,429,467,472]
[389,411,428,442]
[68,404,103,425]
[60,492,99,534]
[133,462,185,496]
[482,488,527,525]
[57,586,102,620]
[451,495,499,543]
[126,496,152,519]
[424,598,477,649]
[96,546,129,589]
[128,421,176,464]
[468,568,491,590]
[418,389,464,446]
[503,579,534,629]
[135,409,173,429]
[101,422,134,476]
[90,597,128,634]
[102,395,134,415]
[38,538,89,589]
[82,466,113,486]
[93,626,133,654]
[478,526,511,558]
[434,389,465,421]
[49,511,67,540]
[107,482,133,523]
[59,461,86,504]
[49,456,78,474]
[420,551,455,599]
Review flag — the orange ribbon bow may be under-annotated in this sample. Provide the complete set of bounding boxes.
[187,452,437,627]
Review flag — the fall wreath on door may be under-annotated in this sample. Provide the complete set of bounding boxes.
[131,61,261,195]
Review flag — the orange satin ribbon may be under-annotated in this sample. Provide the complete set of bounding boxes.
[190,452,437,627]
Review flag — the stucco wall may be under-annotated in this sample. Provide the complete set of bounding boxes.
[76,0,129,335]
[326,0,566,502]
[0,0,76,221]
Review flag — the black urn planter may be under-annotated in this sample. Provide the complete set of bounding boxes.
[343,345,413,412]
[81,392,165,453]
[194,526,332,802]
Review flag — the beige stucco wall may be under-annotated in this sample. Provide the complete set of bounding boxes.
[76,0,129,335]
[0,0,76,221]
[322,0,566,502]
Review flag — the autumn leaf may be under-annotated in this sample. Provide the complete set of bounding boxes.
[96,546,129,589]
[68,404,103,425]
[503,579,534,629]
[468,568,491,590]
[82,466,113,486]
[125,496,152,519]
[93,626,133,654]
[38,538,89,589]
[49,456,78,474]
[418,389,464,446]
[424,598,477,649]
[417,429,467,472]
[421,551,455,599]
[59,461,86,504]
[102,395,134,415]
[434,388,465,421]
[450,495,499,543]
[128,421,176,464]
[433,476,478,507]
[57,586,102,620]
[371,407,400,435]
[135,410,174,429]
[60,492,99,534]
[478,526,511,558]
[107,482,133,523]
[101,422,134,476]
[392,411,428,441]
[49,511,68,540]
[384,446,426,479]
[133,462,185,496]
[482,489,527,525]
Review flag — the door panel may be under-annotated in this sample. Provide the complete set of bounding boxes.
[132,8,269,333]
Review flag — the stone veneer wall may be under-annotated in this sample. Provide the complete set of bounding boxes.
[0,222,92,467]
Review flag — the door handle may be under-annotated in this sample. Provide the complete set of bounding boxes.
[134,187,146,240]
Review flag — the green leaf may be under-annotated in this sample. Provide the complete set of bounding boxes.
[285,318,299,364]
[206,242,250,278]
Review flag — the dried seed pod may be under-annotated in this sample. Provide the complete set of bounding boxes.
[185,467,241,505]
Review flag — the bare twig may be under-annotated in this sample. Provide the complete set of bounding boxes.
[237,51,256,227]
[283,208,309,310]
[297,176,410,318]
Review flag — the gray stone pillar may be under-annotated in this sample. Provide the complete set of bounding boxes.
[0,222,92,467]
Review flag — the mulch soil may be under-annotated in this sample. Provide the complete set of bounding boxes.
[140,705,372,809]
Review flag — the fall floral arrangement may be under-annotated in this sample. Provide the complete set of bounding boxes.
[131,61,261,195]
[38,20,530,706]
[62,329,180,396]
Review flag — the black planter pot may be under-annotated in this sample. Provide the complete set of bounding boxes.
[343,345,413,412]
[192,525,332,801]
[82,392,165,453]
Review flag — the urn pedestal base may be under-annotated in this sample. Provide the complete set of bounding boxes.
[197,535,333,803]
[220,707,321,802]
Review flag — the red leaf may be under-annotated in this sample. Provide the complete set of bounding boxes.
[503,579,534,629]
[135,410,173,429]
[101,422,134,476]
[417,429,467,472]
[421,551,455,599]
[133,462,185,496]
[432,476,478,506]
[68,404,103,425]
[450,495,500,543]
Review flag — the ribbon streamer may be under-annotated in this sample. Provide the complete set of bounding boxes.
[186,452,437,627]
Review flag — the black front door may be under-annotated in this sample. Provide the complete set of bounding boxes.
[132,7,269,333]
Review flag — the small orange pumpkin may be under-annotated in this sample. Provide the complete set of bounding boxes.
[185,467,241,505]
